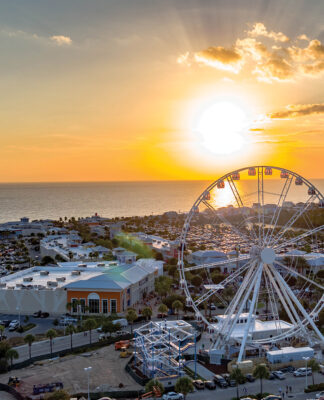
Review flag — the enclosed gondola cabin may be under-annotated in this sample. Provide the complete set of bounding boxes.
[308,187,316,195]
[203,191,211,201]
[248,167,256,176]
[280,171,289,179]
[232,172,240,180]
[217,180,225,189]
[186,298,193,307]
[295,177,303,186]
[265,167,272,176]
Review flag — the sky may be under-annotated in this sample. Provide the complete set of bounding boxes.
[0,0,323,182]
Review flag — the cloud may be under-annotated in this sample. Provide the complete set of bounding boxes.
[269,103,324,119]
[50,35,72,46]
[178,22,324,83]
[247,23,289,43]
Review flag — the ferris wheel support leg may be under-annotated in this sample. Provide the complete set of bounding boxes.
[237,262,263,363]
[270,265,324,343]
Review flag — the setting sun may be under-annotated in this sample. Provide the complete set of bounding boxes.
[195,101,248,155]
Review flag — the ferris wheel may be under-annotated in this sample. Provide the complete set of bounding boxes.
[178,166,324,363]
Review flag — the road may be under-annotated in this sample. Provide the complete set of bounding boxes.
[188,372,324,400]
[13,330,102,363]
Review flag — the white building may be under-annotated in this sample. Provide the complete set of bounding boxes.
[267,346,314,364]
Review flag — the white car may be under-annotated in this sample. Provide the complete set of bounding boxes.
[273,370,285,380]
[293,367,312,377]
[8,320,19,331]
[162,392,184,400]
[316,391,324,399]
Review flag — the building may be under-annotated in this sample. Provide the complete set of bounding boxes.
[0,217,54,237]
[266,346,314,364]
[0,259,163,315]
[209,313,293,341]
[112,247,137,264]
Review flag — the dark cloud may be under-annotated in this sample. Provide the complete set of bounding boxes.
[269,103,324,118]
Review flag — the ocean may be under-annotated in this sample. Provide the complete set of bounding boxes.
[0,179,323,223]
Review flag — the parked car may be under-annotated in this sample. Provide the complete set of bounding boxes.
[209,303,216,310]
[222,373,236,387]
[293,367,312,377]
[281,366,295,373]
[316,392,324,399]
[59,317,77,326]
[213,374,228,388]
[8,320,19,331]
[193,380,204,390]
[2,320,10,327]
[40,312,49,318]
[33,310,42,318]
[162,392,184,400]
[268,372,275,380]
[245,373,255,382]
[273,371,286,380]
[262,396,281,400]
[204,380,216,390]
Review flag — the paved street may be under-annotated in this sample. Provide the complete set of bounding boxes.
[13,330,102,363]
[188,372,324,400]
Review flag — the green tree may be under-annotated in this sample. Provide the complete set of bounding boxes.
[142,307,153,321]
[126,309,138,333]
[6,348,19,368]
[154,276,172,298]
[191,275,202,288]
[172,300,183,320]
[230,367,245,400]
[46,329,57,355]
[102,320,116,337]
[253,363,269,396]
[24,334,35,359]
[45,390,70,400]
[0,325,4,339]
[174,376,194,399]
[65,325,76,350]
[309,358,320,385]
[145,378,164,395]
[158,304,168,316]
[83,319,97,344]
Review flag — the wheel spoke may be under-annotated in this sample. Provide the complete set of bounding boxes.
[264,174,293,245]
[274,260,324,290]
[269,196,316,247]
[226,176,258,243]
[184,255,250,272]
[274,225,324,251]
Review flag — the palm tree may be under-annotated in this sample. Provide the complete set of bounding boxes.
[174,376,193,400]
[158,304,168,317]
[66,302,72,313]
[142,307,152,321]
[83,319,97,344]
[253,364,270,396]
[309,358,320,385]
[65,325,76,350]
[46,329,57,355]
[6,348,19,368]
[126,309,138,333]
[24,334,35,359]
[0,325,5,339]
[172,300,183,320]
[230,367,245,400]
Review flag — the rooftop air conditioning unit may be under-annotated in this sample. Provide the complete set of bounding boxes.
[23,277,33,282]
[0,283,6,288]
[40,271,49,276]
[7,286,14,289]
[71,271,81,276]
[47,281,58,287]
[78,264,87,268]
[97,263,105,267]
[56,277,66,282]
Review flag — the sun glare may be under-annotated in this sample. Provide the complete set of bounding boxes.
[195,101,248,155]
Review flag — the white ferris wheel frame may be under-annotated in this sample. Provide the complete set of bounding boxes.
[178,166,324,362]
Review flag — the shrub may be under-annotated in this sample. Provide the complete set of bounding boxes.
[305,382,324,393]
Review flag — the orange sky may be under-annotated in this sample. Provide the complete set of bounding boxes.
[0,1,323,182]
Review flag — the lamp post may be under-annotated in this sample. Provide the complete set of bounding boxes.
[303,356,310,390]
[84,366,92,400]
[16,306,21,327]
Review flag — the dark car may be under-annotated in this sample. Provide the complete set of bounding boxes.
[281,366,295,373]
[268,372,275,380]
[205,380,216,390]
[33,310,42,318]
[222,374,236,387]
[213,375,228,388]
[245,373,255,382]
[40,312,49,318]
[0,320,10,327]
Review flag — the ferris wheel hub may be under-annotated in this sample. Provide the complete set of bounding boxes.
[260,247,276,264]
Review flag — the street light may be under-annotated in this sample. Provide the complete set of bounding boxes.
[303,356,310,390]
[16,306,21,327]
[84,366,92,400]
